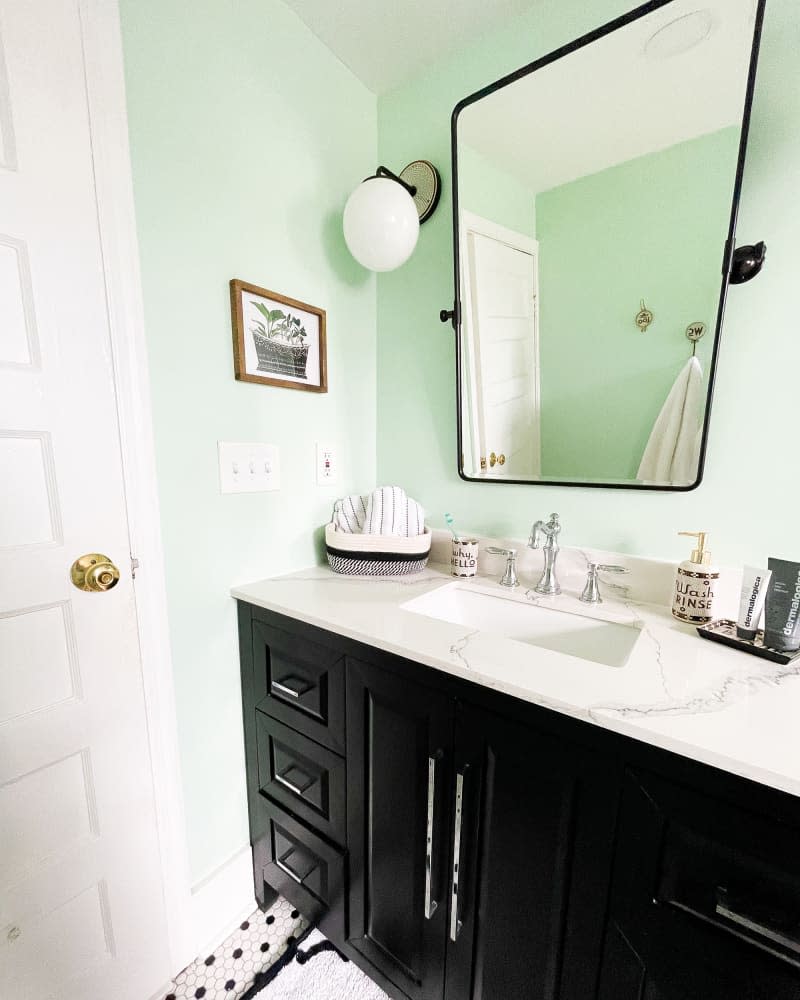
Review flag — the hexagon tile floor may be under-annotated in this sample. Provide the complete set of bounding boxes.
[161,897,309,1000]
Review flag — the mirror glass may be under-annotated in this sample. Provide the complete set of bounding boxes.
[454,0,761,489]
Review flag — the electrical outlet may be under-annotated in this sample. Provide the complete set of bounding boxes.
[316,443,337,486]
[218,442,280,493]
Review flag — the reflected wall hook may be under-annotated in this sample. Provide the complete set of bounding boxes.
[635,299,654,332]
[730,241,767,284]
[686,321,707,357]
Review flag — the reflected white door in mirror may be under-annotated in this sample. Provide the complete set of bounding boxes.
[460,213,540,479]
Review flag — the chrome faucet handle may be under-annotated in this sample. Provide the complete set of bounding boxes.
[580,563,628,604]
[529,512,561,549]
[485,547,518,588]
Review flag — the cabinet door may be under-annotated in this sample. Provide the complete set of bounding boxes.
[598,769,800,1000]
[445,702,619,1000]
[347,657,453,1000]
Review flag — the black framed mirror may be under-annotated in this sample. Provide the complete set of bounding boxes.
[449,0,766,491]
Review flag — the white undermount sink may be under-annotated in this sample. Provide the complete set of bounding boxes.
[401,584,642,668]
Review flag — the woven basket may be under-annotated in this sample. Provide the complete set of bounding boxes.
[325,523,431,577]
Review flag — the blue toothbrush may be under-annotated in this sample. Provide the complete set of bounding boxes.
[444,512,460,541]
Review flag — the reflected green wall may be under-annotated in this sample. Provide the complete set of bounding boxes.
[536,128,738,480]
[120,0,376,883]
[459,143,537,236]
[377,0,800,567]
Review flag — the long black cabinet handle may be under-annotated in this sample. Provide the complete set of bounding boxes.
[425,755,439,919]
[715,886,800,955]
[450,770,465,942]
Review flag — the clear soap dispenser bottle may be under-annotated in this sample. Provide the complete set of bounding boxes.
[672,531,719,624]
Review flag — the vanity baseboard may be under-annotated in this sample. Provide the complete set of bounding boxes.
[237,600,800,1000]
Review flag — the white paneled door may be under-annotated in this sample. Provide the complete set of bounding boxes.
[0,2,172,999]
[462,214,540,479]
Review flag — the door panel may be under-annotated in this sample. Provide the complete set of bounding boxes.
[598,769,800,999]
[446,703,619,1000]
[346,656,452,1000]
[0,3,170,998]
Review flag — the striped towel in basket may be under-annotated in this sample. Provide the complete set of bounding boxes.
[332,486,425,537]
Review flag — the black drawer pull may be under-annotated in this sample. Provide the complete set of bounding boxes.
[276,846,318,886]
[272,675,313,699]
[276,765,316,797]
[715,887,800,956]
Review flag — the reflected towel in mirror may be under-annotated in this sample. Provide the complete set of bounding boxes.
[637,356,704,486]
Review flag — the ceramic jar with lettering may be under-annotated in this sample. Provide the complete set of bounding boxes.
[451,538,479,578]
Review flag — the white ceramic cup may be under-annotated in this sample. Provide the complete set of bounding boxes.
[451,539,479,578]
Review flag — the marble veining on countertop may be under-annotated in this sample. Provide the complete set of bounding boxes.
[232,552,800,799]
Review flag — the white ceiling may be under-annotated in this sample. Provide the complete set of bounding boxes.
[281,0,538,95]
[458,0,758,194]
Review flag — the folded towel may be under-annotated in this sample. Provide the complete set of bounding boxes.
[364,485,425,537]
[332,486,425,537]
[332,493,368,534]
[637,357,704,486]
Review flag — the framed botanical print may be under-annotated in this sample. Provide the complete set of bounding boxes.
[230,278,327,392]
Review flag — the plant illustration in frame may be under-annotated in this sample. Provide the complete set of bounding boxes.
[230,279,327,392]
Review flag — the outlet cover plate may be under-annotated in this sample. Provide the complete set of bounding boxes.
[316,442,337,486]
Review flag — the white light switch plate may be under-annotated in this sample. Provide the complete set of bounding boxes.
[316,443,337,486]
[218,442,280,493]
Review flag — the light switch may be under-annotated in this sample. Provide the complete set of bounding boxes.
[218,442,280,493]
[316,443,337,486]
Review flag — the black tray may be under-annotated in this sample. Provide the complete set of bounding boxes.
[696,619,800,665]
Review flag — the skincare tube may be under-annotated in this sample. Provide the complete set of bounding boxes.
[764,558,800,653]
[736,566,772,639]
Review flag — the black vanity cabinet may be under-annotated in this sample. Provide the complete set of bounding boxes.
[344,657,619,1000]
[238,603,800,1000]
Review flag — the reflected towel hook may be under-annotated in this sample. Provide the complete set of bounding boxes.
[635,299,654,332]
[686,321,706,357]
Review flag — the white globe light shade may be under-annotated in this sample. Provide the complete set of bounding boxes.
[343,177,420,272]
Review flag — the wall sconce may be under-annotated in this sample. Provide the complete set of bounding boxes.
[343,160,441,272]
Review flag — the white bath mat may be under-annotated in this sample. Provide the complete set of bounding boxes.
[248,929,389,1000]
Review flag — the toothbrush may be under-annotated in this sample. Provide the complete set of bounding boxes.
[444,512,461,541]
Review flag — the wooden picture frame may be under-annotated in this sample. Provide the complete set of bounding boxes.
[230,278,327,393]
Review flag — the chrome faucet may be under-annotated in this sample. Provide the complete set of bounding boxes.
[529,513,562,595]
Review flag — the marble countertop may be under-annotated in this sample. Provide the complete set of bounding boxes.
[232,558,800,799]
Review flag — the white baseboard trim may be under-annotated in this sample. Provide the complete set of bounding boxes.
[190,845,257,960]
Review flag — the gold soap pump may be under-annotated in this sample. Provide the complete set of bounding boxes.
[672,531,719,624]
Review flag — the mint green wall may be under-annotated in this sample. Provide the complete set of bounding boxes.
[458,143,536,236]
[536,128,739,480]
[120,0,376,883]
[377,0,800,567]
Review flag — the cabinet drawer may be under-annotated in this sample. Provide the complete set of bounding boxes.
[253,798,346,944]
[256,712,346,845]
[613,768,800,970]
[252,620,345,753]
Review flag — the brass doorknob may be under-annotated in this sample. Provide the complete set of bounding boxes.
[70,554,120,592]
